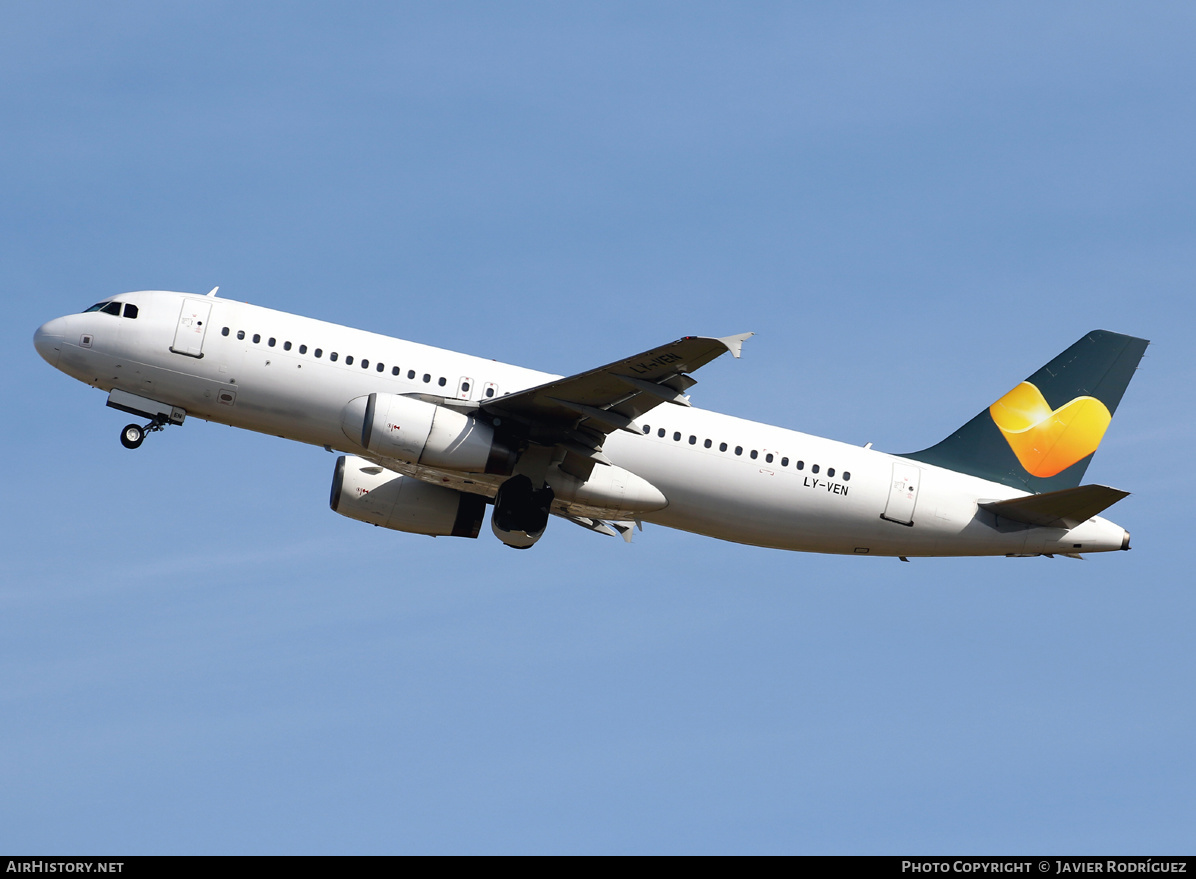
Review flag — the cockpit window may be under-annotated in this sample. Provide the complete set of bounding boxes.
[83,300,137,317]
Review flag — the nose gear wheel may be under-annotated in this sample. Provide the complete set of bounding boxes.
[119,415,169,450]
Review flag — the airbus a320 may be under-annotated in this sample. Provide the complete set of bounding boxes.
[34,289,1148,558]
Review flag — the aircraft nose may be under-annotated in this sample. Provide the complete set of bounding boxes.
[34,317,67,367]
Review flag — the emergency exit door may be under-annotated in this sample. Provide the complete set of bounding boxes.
[170,300,212,358]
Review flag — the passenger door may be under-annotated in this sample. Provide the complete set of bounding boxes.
[882,461,921,526]
[169,300,212,358]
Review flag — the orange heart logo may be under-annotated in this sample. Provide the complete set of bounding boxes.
[989,382,1111,478]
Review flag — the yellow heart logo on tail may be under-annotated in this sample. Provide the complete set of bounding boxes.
[989,382,1111,478]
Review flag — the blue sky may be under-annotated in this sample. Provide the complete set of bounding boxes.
[3,2,1193,854]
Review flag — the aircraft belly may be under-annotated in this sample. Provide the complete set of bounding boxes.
[217,367,348,444]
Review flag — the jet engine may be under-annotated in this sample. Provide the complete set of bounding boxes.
[491,474,555,549]
[330,455,486,538]
[341,393,516,475]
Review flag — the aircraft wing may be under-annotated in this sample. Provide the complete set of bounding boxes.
[481,333,752,461]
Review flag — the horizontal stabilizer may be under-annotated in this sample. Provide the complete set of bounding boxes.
[979,484,1129,529]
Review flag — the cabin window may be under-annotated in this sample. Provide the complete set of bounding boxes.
[221,327,229,336]
[408,370,416,379]
[827,468,835,478]
[843,472,851,482]
[423,373,431,383]
[237,330,245,340]
[461,382,470,392]
[314,348,322,358]
[267,338,275,347]
[391,366,400,376]
[750,450,758,459]
[673,432,681,441]
[377,363,385,373]
[704,439,712,448]
[283,341,291,351]
[719,442,727,452]
[689,435,697,445]
[765,453,774,463]
[252,334,261,344]
[438,377,447,387]
[345,355,354,365]
[812,464,820,474]
[485,387,495,398]
[642,425,651,434]
[360,359,368,369]
[123,304,139,319]
[735,446,743,456]
[101,302,122,316]
[796,461,804,470]
[330,352,338,362]
[299,345,307,354]
[657,428,666,438]
[781,457,789,467]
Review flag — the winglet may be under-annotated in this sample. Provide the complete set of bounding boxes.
[206,286,220,297]
[718,332,754,359]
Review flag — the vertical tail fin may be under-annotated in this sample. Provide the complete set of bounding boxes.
[905,330,1149,492]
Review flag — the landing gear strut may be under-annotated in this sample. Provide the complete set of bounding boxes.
[119,415,169,450]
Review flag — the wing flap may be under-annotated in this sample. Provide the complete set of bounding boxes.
[979,484,1129,529]
[560,513,639,542]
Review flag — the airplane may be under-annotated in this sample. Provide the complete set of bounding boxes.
[33,289,1148,558]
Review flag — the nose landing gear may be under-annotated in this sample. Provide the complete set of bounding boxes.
[119,415,170,450]
[107,391,187,449]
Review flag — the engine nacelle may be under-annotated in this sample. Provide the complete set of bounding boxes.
[341,393,516,475]
[330,455,486,538]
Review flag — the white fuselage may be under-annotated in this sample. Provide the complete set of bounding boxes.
[34,291,1131,557]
